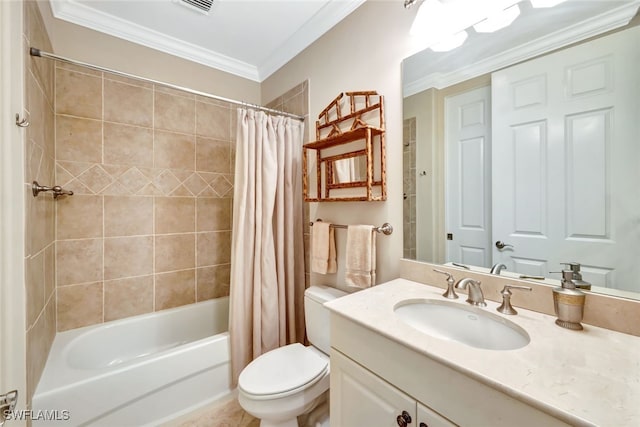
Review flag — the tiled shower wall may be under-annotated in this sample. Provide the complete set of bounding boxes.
[24,0,56,403]
[54,64,235,331]
[403,117,416,258]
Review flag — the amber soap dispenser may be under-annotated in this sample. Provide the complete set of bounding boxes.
[553,269,586,330]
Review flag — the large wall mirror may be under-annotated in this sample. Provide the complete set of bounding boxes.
[402,0,640,300]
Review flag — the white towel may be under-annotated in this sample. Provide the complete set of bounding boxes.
[311,222,337,274]
[345,225,376,288]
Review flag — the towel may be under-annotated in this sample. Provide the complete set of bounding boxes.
[345,225,376,288]
[311,222,337,274]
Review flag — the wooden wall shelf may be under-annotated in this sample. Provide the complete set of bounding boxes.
[303,91,386,202]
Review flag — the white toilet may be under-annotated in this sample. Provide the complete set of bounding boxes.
[238,285,347,427]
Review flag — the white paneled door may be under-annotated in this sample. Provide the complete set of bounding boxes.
[445,86,492,267]
[491,27,639,290]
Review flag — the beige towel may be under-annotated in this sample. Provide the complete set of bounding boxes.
[345,225,376,288]
[311,222,337,274]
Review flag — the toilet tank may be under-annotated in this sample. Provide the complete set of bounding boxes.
[304,285,347,354]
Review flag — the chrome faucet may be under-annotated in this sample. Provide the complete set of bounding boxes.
[490,263,507,275]
[455,278,486,307]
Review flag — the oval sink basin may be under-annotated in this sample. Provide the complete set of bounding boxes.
[394,299,530,350]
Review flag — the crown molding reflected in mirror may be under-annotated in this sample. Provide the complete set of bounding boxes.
[402,1,640,301]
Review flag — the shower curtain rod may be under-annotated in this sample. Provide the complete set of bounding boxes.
[30,47,306,121]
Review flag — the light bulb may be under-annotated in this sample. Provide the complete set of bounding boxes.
[430,30,469,52]
[530,0,567,8]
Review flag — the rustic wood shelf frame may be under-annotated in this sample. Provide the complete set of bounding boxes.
[303,91,387,202]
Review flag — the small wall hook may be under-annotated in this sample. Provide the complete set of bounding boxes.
[15,113,29,128]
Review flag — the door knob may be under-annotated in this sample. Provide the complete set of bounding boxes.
[495,241,514,250]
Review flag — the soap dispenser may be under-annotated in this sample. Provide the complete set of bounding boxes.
[552,270,586,330]
[561,262,592,290]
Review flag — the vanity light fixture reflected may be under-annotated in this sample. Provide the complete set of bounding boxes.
[410,0,566,52]
[473,4,521,33]
[530,0,567,8]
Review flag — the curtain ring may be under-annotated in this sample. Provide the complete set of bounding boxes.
[15,113,29,128]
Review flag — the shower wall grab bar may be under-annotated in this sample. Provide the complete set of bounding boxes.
[29,48,305,122]
[310,219,393,235]
[32,181,74,199]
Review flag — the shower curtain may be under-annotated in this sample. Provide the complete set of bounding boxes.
[229,108,306,386]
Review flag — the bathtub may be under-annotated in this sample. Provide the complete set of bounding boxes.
[33,297,231,427]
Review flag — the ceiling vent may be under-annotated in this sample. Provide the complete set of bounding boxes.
[178,0,213,15]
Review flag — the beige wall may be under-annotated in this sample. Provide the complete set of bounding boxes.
[35,0,261,104]
[261,1,418,290]
[24,0,56,405]
[53,63,235,331]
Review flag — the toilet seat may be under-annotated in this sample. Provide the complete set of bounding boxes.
[238,343,328,400]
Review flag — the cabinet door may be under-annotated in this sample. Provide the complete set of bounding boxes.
[331,350,416,427]
[417,402,457,427]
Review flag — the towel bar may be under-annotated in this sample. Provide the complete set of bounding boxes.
[310,219,393,235]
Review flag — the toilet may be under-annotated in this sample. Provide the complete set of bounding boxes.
[238,285,347,427]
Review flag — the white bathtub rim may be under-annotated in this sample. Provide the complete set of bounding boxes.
[35,332,229,399]
[34,298,229,398]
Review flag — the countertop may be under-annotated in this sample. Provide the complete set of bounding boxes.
[325,278,640,427]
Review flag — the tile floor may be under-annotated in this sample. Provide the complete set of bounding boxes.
[164,397,259,427]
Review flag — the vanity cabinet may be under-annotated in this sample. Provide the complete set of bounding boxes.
[331,349,455,427]
[329,313,569,427]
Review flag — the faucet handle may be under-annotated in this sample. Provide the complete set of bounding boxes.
[497,284,532,315]
[433,269,458,299]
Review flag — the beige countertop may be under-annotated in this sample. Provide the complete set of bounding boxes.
[325,278,640,427]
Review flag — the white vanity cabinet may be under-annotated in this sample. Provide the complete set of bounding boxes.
[329,312,569,427]
[331,349,455,427]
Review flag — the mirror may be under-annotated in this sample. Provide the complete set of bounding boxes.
[402,1,640,300]
[332,155,367,184]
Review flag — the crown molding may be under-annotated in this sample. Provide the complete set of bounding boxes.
[257,0,367,80]
[403,1,640,96]
[50,0,261,81]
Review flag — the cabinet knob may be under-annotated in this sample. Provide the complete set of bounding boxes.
[419,423,429,427]
[396,410,412,426]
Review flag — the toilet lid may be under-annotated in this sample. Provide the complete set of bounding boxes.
[239,343,328,397]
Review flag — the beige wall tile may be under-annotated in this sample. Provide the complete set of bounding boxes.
[56,238,103,286]
[104,275,154,321]
[196,264,230,301]
[26,252,45,328]
[44,243,56,299]
[104,80,153,127]
[104,196,153,237]
[57,282,103,331]
[26,306,46,400]
[154,130,195,170]
[55,68,102,119]
[196,101,230,140]
[155,91,195,134]
[56,195,103,240]
[155,269,196,310]
[196,137,230,173]
[196,231,231,267]
[155,197,195,234]
[104,236,154,280]
[197,198,231,231]
[104,122,153,167]
[155,234,196,272]
[56,115,102,163]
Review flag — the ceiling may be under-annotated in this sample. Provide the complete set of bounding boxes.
[49,0,367,82]
[403,0,640,94]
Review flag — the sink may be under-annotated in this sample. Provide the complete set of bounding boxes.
[393,299,530,350]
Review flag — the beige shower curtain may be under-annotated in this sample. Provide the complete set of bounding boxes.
[229,108,306,386]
